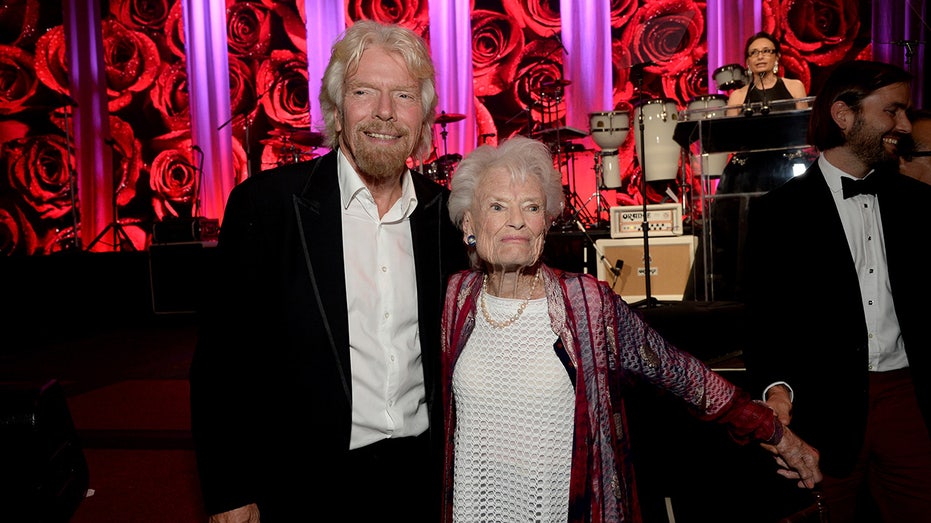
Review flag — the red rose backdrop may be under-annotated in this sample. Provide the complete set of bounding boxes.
[0,0,892,255]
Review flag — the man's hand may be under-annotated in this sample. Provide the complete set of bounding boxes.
[209,504,260,523]
[765,384,793,426]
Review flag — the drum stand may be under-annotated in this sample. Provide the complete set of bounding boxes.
[581,156,614,228]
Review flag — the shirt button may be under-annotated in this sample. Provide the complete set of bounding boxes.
[869,268,874,274]
[384,312,390,319]
[868,300,873,305]
[382,266,388,272]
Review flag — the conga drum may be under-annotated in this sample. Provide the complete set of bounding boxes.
[633,98,680,182]
[686,95,729,177]
[589,111,630,188]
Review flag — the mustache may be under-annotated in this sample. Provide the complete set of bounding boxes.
[359,122,408,138]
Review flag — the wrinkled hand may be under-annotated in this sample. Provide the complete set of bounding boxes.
[762,425,822,489]
[209,503,260,523]
[765,385,793,426]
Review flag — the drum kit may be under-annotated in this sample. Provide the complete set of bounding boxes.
[261,129,325,167]
[422,110,466,186]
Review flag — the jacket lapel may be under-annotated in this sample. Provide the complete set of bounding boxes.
[293,152,352,401]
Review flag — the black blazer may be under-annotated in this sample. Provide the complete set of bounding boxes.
[190,150,466,517]
[742,161,931,476]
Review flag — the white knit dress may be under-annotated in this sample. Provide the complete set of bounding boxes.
[452,295,575,523]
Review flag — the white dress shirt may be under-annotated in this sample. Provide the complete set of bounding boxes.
[338,151,428,449]
[819,154,908,372]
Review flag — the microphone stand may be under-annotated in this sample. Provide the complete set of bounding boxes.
[192,146,205,217]
[631,64,658,309]
[574,221,623,291]
[758,72,770,115]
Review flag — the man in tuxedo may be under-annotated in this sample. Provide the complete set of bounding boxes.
[899,108,931,185]
[190,21,467,522]
[742,60,931,522]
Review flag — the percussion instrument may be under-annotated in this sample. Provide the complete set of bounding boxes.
[435,112,465,124]
[424,153,461,186]
[589,111,630,189]
[633,98,680,182]
[713,64,748,91]
[685,95,729,177]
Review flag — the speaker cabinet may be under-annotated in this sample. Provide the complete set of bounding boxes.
[595,236,698,302]
[0,380,89,521]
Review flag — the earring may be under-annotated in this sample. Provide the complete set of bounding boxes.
[773,61,779,74]
[466,234,476,247]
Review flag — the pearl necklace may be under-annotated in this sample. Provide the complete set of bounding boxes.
[480,271,540,329]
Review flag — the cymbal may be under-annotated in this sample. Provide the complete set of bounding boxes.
[435,112,466,124]
[289,130,326,147]
[540,79,572,89]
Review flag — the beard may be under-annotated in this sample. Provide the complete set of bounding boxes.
[847,115,899,170]
[346,123,416,180]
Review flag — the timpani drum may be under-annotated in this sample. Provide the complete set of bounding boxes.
[589,111,630,188]
[634,98,680,182]
[713,63,748,91]
[686,95,729,177]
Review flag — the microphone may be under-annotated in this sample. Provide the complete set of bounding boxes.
[758,72,770,115]
[104,137,117,147]
[191,144,203,153]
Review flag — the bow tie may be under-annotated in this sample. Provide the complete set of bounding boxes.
[841,175,883,199]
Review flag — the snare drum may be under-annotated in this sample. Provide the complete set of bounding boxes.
[686,95,729,176]
[589,111,630,151]
[634,98,680,182]
[713,64,748,91]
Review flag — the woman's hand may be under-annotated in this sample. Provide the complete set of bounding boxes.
[762,425,822,489]
[208,503,260,523]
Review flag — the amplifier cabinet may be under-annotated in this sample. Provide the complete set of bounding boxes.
[595,236,698,302]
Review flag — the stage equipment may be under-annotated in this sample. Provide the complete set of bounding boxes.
[610,203,683,239]
[87,138,136,252]
[672,103,815,301]
[588,110,629,189]
[634,98,681,182]
[423,153,461,186]
[682,95,730,177]
[595,235,698,302]
[713,64,748,91]
[434,110,465,165]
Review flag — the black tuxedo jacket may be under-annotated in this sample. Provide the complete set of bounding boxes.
[190,150,466,517]
[742,161,931,476]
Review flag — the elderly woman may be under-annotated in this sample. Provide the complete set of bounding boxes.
[439,136,822,523]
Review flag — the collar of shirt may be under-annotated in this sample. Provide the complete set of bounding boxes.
[336,149,418,222]
[818,154,876,197]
